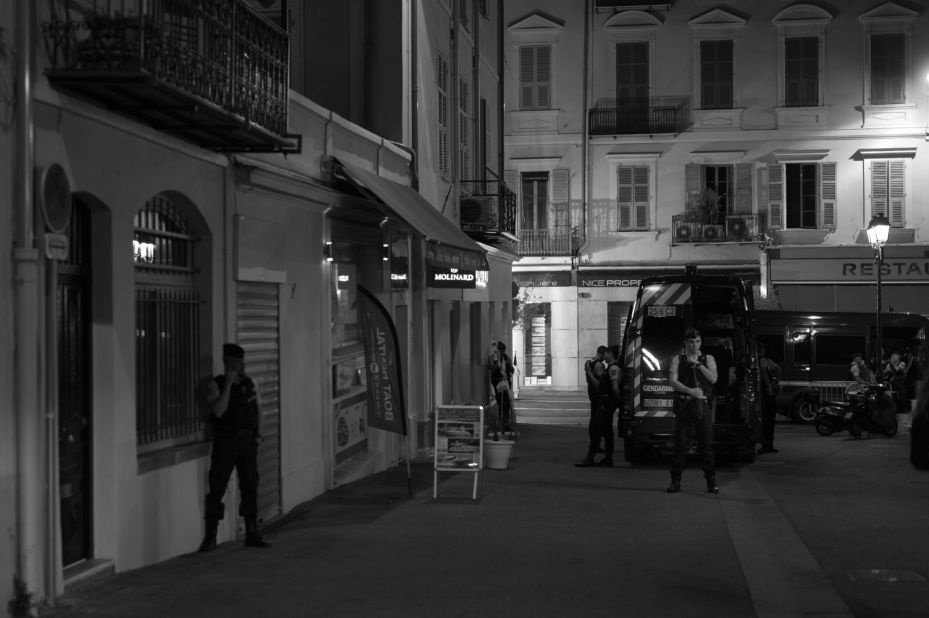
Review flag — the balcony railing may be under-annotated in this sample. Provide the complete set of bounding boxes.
[460,178,518,240]
[671,213,766,244]
[41,0,300,153]
[518,227,583,257]
[589,96,691,135]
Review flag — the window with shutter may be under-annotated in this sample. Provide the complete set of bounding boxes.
[767,164,783,229]
[552,168,570,204]
[870,33,905,105]
[684,164,700,212]
[519,46,552,110]
[889,160,905,227]
[871,161,888,219]
[700,40,733,110]
[459,78,471,180]
[785,37,818,107]
[734,163,753,214]
[438,55,450,178]
[617,166,649,231]
[820,162,836,229]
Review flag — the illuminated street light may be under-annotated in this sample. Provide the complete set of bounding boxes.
[867,213,890,373]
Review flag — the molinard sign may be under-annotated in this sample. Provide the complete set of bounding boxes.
[429,266,476,288]
[771,258,929,284]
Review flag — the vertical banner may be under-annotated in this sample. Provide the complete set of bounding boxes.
[357,285,407,435]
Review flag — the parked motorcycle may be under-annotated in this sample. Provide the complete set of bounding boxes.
[815,382,898,438]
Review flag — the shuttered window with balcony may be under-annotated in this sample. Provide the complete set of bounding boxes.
[700,40,733,110]
[519,45,551,110]
[763,162,836,230]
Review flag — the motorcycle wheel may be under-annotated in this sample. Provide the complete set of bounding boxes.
[792,399,818,424]
[847,420,863,439]
[815,417,835,436]
[884,418,898,438]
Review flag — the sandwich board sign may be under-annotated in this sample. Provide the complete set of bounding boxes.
[433,405,484,500]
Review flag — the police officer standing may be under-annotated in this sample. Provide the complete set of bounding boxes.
[576,345,621,467]
[199,343,271,552]
[667,328,719,494]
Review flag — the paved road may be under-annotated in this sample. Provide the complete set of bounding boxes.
[40,414,929,618]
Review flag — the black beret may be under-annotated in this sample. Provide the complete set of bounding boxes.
[223,343,245,359]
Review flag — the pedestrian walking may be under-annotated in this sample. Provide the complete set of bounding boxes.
[576,345,621,467]
[667,328,719,494]
[758,342,782,454]
[199,343,271,552]
[490,340,515,434]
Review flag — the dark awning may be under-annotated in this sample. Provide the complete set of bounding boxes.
[330,158,487,270]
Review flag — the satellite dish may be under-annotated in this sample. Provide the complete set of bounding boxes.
[37,163,72,234]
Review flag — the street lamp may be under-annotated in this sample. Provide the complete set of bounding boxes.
[867,213,890,374]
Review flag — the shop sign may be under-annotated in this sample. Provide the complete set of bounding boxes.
[429,266,476,288]
[513,271,573,288]
[771,258,929,284]
[579,268,759,288]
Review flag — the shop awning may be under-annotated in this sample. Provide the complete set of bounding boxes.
[330,158,487,270]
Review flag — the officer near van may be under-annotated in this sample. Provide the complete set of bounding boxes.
[758,342,782,454]
[199,343,271,552]
[667,328,719,494]
[576,345,621,467]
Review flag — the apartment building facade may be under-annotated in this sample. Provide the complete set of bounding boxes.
[504,0,929,390]
[2,0,514,609]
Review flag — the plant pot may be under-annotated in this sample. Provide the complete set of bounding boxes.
[485,439,515,470]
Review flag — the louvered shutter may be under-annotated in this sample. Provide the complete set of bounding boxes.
[438,56,449,177]
[617,167,634,229]
[633,166,649,229]
[819,162,836,229]
[552,168,570,204]
[767,164,783,229]
[871,161,888,219]
[735,163,753,213]
[459,79,470,180]
[684,164,700,212]
[519,47,534,109]
[757,167,769,228]
[536,46,551,109]
[889,160,905,227]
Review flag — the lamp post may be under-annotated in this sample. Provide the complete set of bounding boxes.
[867,213,890,375]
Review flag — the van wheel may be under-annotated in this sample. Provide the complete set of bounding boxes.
[792,399,818,424]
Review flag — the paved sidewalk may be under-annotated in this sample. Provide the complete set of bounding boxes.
[38,422,923,618]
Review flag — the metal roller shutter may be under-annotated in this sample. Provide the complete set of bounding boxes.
[236,281,282,525]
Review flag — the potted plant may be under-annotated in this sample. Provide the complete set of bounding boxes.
[696,188,725,241]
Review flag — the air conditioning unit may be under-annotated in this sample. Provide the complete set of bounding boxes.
[726,217,752,242]
[673,219,696,243]
[460,195,498,231]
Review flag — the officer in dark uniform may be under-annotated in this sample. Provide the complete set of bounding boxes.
[667,328,719,494]
[576,345,621,467]
[199,343,271,551]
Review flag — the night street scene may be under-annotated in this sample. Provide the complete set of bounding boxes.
[3,0,929,616]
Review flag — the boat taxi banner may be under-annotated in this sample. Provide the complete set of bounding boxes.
[428,266,476,288]
[770,258,929,284]
[357,285,407,435]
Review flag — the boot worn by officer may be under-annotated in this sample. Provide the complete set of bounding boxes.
[244,518,271,548]
[705,475,719,494]
[198,519,218,552]
[666,476,682,493]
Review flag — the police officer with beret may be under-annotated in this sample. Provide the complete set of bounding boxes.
[199,343,271,551]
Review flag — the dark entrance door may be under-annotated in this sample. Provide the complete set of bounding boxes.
[58,199,92,566]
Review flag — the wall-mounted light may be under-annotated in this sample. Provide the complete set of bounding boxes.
[324,241,333,262]
[381,243,390,262]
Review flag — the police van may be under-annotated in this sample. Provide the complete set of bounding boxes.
[754,310,928,422]
[618,267,762,462]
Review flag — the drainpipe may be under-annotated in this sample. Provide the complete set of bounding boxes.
[450,0,459,221]
[496,0,504,182]
[579,0,591,261]
[409,0,419,189]
[471,0,479,186]
[14,0,44,609]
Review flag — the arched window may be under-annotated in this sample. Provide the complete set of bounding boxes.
[134,194,203,452]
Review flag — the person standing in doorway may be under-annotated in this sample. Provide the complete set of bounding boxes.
[758,343,782,454]
[199,343,271,552]
[667,328,719,494]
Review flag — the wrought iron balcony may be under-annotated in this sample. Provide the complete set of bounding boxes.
[459,178,518,242]
[671,213,766,244]
[589,96,691,135]
[41,0,300,153]
[518,226,583,257]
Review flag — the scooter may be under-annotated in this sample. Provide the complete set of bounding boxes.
[815,382,898,438]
